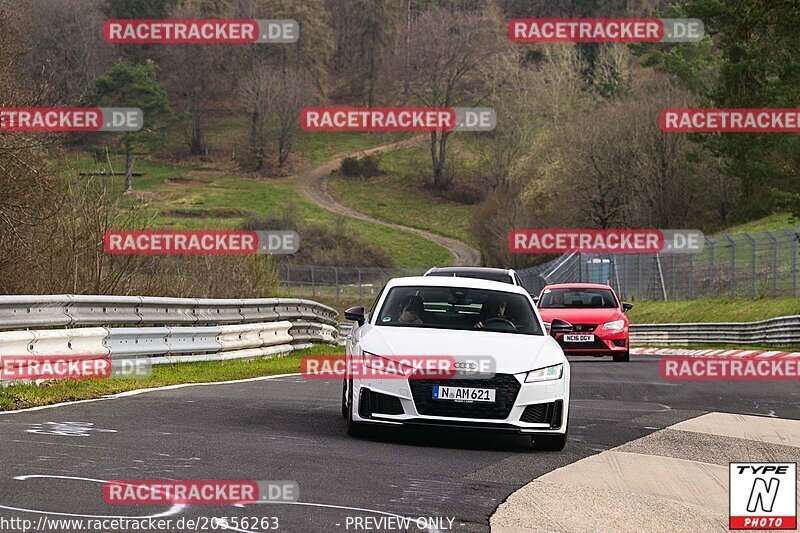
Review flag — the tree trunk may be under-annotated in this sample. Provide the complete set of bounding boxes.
[124,135,134,192]
[429,131,441,188]
[429,130,450,190]
[250,107,264,171]
[189,109,206,155]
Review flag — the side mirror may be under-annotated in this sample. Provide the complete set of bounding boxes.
[622,303,633,313]
[549,318,572,337]
[344,306,366,326]
[531,295,539,304]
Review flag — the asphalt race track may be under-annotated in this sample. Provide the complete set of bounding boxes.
[0,356,798,533]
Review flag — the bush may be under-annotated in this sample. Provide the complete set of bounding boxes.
[295,223,394,267]
[339,155,382,178]
[240,210,300,232]
[340,156,361,177]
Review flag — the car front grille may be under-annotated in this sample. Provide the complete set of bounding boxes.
[520,401,563,428]
[359,389,404,417]
[520,403,547,423]
[409,374,521,419]
[571,324,597,332]
[370,391,404,415]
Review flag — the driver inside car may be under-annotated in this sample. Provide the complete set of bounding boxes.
[474,296,510,329]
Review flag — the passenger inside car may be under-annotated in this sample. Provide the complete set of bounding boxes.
[398,295,425,325]
[474,296,510,329]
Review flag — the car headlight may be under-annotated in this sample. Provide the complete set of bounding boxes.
[525,363,563,383]
[361,352,413,376]
[601,319,626,332]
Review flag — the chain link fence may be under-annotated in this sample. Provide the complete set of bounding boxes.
[517,228,800,301]
[276,228,799,302]
[277,265,426,300]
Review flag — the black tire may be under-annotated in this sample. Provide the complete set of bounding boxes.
[531,431,568,451]
[613,351,630,362]
[346,383,369,437]
[341,379,349,419]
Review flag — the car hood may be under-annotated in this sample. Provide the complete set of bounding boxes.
[359,325,563,375]
[537,307,624,324]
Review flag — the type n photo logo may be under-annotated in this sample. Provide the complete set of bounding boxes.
[729,463,797,530]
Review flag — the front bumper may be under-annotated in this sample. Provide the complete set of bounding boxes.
[350,368,570,435]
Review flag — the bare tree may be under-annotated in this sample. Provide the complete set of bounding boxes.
[407,7,510,189]
[17,0,112,103]
[241,62,280,171]
[162,1,233,156]
[241,63,313,171]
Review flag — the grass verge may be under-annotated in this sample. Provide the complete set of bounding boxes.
[327,143,479,244]
[629,297,800,323]
[722,212,798,234]
[0,346,344,412]
[59,154,451,268]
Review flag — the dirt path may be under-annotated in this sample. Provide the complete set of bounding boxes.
[294,139,481,266]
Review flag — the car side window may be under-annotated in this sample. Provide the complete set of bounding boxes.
[366,285,385,323]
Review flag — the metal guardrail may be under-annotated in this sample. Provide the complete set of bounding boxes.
[0,296,339,373]
[630,315,800,347]
[338,316,800,348]
[0,295,337,330]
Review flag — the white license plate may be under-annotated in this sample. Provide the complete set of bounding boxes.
[432,385,496,402]
[564,334,594,342]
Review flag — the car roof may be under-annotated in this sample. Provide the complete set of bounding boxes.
[386,275,528,295]
[426,267,513,275]
[542,283,614,290]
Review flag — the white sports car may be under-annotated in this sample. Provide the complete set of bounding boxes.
[342,276,572,451]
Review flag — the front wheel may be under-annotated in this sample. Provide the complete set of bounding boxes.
[613,350,630,362]
[341,379,349,419]
[531,431,568,451]
[346,383,369,437]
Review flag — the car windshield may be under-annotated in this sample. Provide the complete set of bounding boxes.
[538,288,618,309]
[376,286,543,335]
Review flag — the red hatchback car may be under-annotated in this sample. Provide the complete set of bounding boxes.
[536,283,633,362]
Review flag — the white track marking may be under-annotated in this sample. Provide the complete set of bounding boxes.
[6,475,185,518]
[6,474,438,533]
[0,373,302,415]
